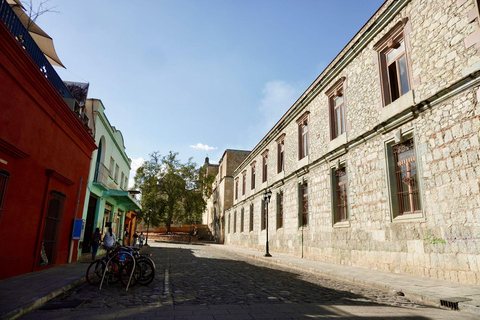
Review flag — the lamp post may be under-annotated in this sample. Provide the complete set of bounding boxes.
[263,189,272,257]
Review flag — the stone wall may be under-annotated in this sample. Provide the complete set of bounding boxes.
[224,0,480,285]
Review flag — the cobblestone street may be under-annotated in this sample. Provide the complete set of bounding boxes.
[21,243,478,319]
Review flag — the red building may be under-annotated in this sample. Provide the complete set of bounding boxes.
[0,1,96,279]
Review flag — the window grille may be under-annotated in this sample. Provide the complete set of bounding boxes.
[249,204,254,232]
[0,169,10,223]
[277,192,283,229]
[240,208,244,232]
[393,139,421,215]
[335,168,348,222]
[301,183,308,226]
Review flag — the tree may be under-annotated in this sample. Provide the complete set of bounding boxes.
[134,151,208,233]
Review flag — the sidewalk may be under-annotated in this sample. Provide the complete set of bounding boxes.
[1,243,479,319]
[214,244,480,316]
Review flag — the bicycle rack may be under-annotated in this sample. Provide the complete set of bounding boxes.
[99,251,136,291]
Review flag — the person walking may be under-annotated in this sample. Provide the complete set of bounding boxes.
[103,227,116,247]
[133,232,139,247]
[139,232,145,247]
[89,228,102,260]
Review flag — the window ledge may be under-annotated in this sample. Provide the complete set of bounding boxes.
[379,90,415,124]
[392,212,425,223]
[333,220,350,228]
[328,132,348,152]
[276,171,285,181]
[297,155,309,170]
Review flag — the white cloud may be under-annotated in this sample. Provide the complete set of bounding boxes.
[128,157,145,189]
[190,143,218,151]
[258,80,303,129]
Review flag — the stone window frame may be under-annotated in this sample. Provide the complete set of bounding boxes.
[276,134,286,173]
[384,127,425,222]
[462,0,480,49]
[326,77,347,140]
[242,170,246,196]
[330,160,350,228]
[297,111,310,160]
[249,203,254,232]
[262,149,269,183]
[297,179,309,228]
[276,190,284,230]
[373,18,412,108]
[251,161,256,190]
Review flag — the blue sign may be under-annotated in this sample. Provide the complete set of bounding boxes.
[72,219,84,240]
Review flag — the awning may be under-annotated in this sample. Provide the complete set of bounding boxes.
[7,0,65,68]
[103,189,142,211]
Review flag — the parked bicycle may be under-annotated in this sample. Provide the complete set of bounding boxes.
[86,241,155,288]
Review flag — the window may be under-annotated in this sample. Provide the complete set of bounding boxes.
[277,135,285,173]
[326,77,346,140]
[39,191,66,266]
[333,167,348,223]
[277,192,283,229]
[109,157,114,177]
[240,208,244,232]
[234,211,237,233]
[374,19,411,106]
[0,169,10,223]
[261,200,266,230]
[242,171,246,196]
[235,178,239,200]
[228,214,231,233]
[392,138,421,215]
[251,162,256,189]
[124,176,128,190]
[262,151,268,183]
[120,172,125,189]
[297,112,310,160]
[299,182,308,227]
[249,204,254,232]
[114,164,119,183]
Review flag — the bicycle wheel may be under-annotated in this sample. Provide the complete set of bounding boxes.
[136,259,155,286]
[106,260,121,284]
[86,260,105,285]
[120,260,139,287]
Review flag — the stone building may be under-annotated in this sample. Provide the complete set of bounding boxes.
[221,0,480,284]
[203,150,250,243]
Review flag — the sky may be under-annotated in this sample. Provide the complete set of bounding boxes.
[31,0,385,184]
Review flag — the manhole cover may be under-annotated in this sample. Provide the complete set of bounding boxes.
[39,299,86,310]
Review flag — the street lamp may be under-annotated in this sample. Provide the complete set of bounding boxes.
[263,189,272,257]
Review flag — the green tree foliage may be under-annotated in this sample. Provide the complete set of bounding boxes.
[134,151,208,233]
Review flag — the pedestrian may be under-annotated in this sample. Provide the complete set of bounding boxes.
[103,227,116,248]
[124,228,129,245]
[139,231,145,247]
[89,228,102,260]
[133,232,139,247]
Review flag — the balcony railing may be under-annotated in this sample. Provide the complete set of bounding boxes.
[0,0,75,102]
[94,162,109,188]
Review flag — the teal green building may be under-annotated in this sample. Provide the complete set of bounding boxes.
[78,99,141,257]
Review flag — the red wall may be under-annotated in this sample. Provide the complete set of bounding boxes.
[0,22,96,279]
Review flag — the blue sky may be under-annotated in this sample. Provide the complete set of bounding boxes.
[33,0,385,178]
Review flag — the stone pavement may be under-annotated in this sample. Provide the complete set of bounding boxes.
[0,243,479,319]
